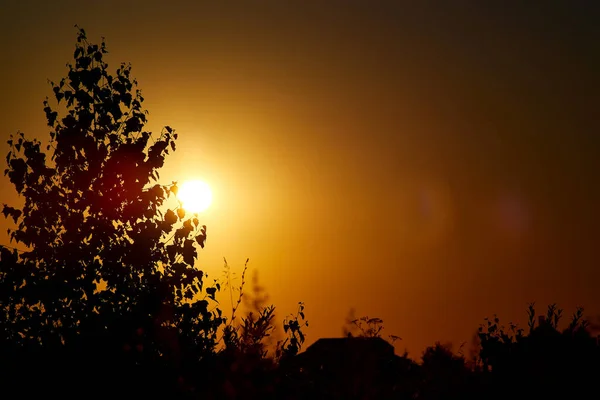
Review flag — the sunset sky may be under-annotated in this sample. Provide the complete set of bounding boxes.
[1,1,599,356]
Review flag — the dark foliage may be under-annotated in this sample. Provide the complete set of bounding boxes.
[476,303,600,399]
[0,27,221,397]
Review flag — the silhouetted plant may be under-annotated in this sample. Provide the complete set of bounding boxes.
[243,269,282,354]
[352,316,385,337]
[220,260,278,350]
[277,302,309,359]
[477,303,599,399]
[0,26,222,395]
[237,305,277,357]
[219,262,276,359]
[342,310,401,345]
[220,257,248,351]
[222,257,248,321]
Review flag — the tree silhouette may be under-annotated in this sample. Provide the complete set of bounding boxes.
[0,27,222,396]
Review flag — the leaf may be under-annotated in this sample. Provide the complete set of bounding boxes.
[206,287,216,301]
[166,244,177,262]
[165,209,177,225]
[194,299,209,314]
[182,239,196,266]
[177,208,185,220]
[195,234,206,249]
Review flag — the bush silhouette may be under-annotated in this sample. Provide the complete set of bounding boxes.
[477,303,600,398]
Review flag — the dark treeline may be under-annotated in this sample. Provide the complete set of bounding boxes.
[1,28,599,399]
[1,258,598,400]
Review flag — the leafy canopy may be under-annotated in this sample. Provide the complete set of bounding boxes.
[0,27,221,356]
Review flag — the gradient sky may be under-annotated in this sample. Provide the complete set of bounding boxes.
[1,1,599,356]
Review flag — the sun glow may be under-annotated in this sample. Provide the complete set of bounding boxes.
[177,180,213,213]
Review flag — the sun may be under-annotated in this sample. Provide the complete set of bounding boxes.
[177,180,213,213]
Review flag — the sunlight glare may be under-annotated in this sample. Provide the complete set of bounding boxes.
[177,180,213,213]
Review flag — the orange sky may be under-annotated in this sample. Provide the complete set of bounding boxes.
[1,1,599,357]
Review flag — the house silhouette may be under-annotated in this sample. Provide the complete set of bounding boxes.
[285,337,411,399]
